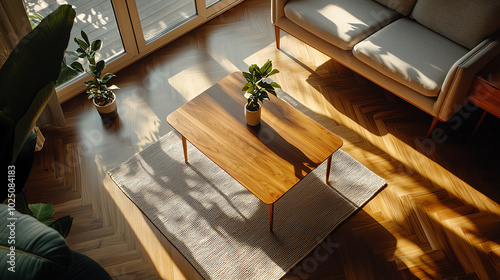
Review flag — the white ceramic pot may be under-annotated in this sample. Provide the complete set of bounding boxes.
[245,103,261,126]
[93,92,118,120]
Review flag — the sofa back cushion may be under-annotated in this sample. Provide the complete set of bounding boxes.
[284,0,401,50]
[373,0,416,16]
[412,0,500,49]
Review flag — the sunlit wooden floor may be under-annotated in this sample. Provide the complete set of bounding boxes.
[26,0,500,279]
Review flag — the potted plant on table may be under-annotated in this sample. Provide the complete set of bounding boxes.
[241,60,281,126]
[67,31,119,120]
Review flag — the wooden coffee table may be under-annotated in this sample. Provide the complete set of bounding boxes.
[167,72,343,231]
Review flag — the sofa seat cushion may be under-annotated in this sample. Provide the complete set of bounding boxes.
[353,18,469,97]
[284,0,401,50]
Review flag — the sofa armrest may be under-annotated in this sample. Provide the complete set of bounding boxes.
[272,0,289,25]
[438,30,500,121]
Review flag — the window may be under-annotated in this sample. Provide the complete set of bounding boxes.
[22,0,242,102]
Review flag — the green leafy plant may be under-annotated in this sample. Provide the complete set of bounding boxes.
[29,203,73,238]
[67,30,118,106]
[26,12,77,87]
[241,60,281,111]
[29,203,57,224]
[1,5,75,211]
[0,204,112,280]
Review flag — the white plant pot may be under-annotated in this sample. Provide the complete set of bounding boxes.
[93,92,118,120]
[245,103,261,126]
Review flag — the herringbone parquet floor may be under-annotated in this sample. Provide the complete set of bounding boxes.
[25,0,500,279]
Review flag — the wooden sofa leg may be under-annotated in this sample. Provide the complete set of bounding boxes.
[427,117,440,137]
[274,25,280,49]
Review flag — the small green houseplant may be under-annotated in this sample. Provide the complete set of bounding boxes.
[241,60,281,126]
[67,31,119,119]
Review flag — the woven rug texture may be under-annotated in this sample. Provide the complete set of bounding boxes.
[109,124,386,280]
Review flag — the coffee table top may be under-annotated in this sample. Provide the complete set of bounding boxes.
[167,72,343,205]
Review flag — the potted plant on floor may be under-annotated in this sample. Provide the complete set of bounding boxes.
[241,60,281,126]
[67,31,119,120]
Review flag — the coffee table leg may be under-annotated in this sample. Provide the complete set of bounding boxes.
[326,155,332,183]
[182,135,188,163]
[269,204,274,232]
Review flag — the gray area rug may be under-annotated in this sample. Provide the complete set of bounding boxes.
[108,91,386,279]
[108,132,386,279]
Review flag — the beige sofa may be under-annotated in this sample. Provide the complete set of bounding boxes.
[272,0,500,134]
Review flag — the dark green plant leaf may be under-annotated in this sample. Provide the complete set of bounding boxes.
[268,69,279,76]
[0,204,72,279]
[247,84,255,93]
[261,60,272,76]
[242,72,252,82]
[81,30,90,46]
[241,84,249,92]
[270,82,281,88]
[74,38,88,51]
[95,60,105,76]
[249,64,261,81]
[29,203,55,224]
[91,40,102,52]
[101,73,116,83]
[69,62,84,72]
[258,80,270,88]
[0,5,75,165]
[249,64,259,74]
[258,81,277,94]
[248,64,259,74]
[49,216,73,238]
